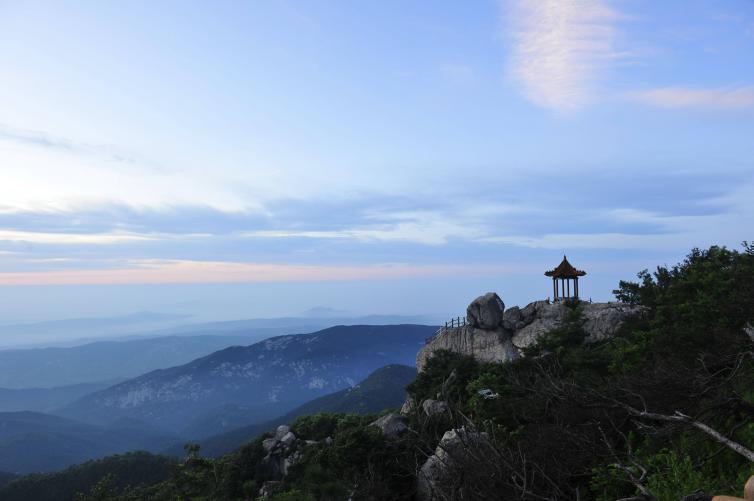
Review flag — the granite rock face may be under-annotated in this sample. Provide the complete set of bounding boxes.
[466,292,505,330]
[580,302,645,343]
[422,399,450,418]
[416,326,519,371]
[510,301,567,349]
[417,296,645,372]
[370,413,408,438]
[400,396,416,416]
[417,428,493,501]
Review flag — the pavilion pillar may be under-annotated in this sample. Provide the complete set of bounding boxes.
[575,278,579,299]
[567,279,570,298]
[553,278,557,301]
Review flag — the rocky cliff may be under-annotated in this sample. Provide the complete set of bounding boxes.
[417,293,645,371]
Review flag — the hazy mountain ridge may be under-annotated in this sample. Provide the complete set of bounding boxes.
[0,411,181,474]
[0,314,434,389]
[172,363,417,457]
[0,312,190,348]
[60,325,435,433]
[0,334,269,389]
[0,380,121,413]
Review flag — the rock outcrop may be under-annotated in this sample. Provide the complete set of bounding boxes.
[416,326,518,372]
[260,425,299,479]
[422,399,449,418]
[370,413,408,438]
[466,292,505,329]
[417,296,645,371]
[417,427,494,501]
[400,396,416,416]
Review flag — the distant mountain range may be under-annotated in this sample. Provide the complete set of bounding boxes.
[0,312,191,348]
[0,335,265,389]
[0,313,435,389]
[0,361,415,485]
[155,314,436,337]
[0,412,180,474]
[60,325,434,433]
[0,380,121,413]
[172,363,417,458]
[0,363,417,476]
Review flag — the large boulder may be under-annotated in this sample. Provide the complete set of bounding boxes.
[274,425,291,440]
[370,413,407,438]
[422,399,449,418]
[400,396,416,416]
[502,305,523,331]
[417,428,493,500]
[260,426,298,479]
[466,293,505,330]
[279,431,296,448]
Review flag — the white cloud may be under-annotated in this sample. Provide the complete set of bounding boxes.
[482,183,754,251]
[505,0,621,110]
[0,230,156,245]
[241,209,488,246]
[0,259,516,286]
[0,135,262,213]
[482,232,688,250]
[633,86,754,110]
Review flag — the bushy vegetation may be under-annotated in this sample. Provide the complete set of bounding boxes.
[0,471,17,488]
[80,413,423,500]
[2,243,753,500]
[0,452,174,501]
[402,243,754,499]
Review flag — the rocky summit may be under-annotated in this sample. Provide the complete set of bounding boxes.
[417,293,645,371]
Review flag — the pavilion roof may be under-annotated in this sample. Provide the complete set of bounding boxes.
[545,256,587,278]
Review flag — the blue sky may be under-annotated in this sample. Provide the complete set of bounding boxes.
[0,0,753,324]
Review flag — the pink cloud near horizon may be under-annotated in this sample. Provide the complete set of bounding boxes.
[635,86,754,110]
[0,259,526,286]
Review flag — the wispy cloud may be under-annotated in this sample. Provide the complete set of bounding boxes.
[0,125,75,151]
[0,230,157,245]
[0,259,515,286]
[482,232,696,250]
[242,210,487,246]
[482,183,754,250]
[505,0,621,111]
[633,86,754,110]
[0,123,147,165]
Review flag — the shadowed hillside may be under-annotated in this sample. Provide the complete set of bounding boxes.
[60,325,434,433]
[169,363,417,457]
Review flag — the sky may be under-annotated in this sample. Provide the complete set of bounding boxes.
[0,0,753,327]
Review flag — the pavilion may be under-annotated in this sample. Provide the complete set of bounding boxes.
[545,256,586,302]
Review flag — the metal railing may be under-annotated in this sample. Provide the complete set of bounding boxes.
[426,316,467,343]
[444,316,467,329]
